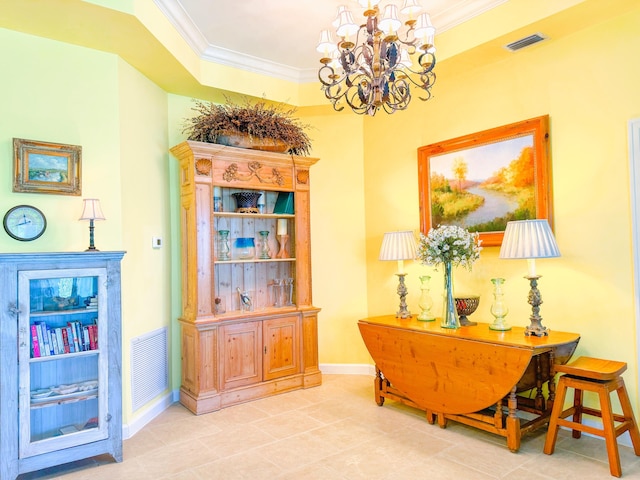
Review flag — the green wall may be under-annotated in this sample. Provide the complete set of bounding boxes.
[0,28,173,424]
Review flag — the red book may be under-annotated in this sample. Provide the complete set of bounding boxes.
[88,325,96,350]
[31,324,41,358]
[61,327,70,354]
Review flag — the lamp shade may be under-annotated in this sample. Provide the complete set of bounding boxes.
[379,231,417,261]
[316,29,337,54]
[499,220,560,259]
[79,199,106,221]
[378,5,402,34]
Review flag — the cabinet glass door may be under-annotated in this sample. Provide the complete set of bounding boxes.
[18,268,109,458]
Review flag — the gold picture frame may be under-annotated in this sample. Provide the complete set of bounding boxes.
[418,115,552,247]
[13,138,82,196]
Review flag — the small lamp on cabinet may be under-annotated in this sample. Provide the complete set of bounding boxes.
[79,199,106,251]
[499,219,560,336]
[379,231,418,319]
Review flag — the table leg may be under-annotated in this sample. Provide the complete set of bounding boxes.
[548,350,557,409]
[506,386,521,452]
[374,366,385,406]
[534,355,546,411]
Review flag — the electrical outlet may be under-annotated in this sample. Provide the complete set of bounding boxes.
[152,237,163,249]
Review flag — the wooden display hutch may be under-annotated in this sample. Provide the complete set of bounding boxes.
[171,140,321,415]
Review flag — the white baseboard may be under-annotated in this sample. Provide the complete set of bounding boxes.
[122,389,180,439]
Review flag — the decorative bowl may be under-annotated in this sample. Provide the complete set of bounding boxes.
[232,192,262,212]
[455,295,480,326]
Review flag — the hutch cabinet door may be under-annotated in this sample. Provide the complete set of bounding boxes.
[17,268,109,458]
[221,322,262,390]
[263,316,300,381]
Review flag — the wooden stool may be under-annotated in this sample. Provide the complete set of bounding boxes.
[543,357,640,477]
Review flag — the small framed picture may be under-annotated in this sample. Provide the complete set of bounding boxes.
[13,138,82,196]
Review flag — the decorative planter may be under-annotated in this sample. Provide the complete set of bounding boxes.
[216,132,289,153]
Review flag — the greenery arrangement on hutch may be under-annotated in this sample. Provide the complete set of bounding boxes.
[183,98,312,156]
[418,225,482,328]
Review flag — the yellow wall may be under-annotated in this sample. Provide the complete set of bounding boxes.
[117,58,172,422]
[2,2,640,426]
[362,8,640,407]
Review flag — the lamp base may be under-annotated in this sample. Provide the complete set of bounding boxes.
[395,273,411,319]
[85,221,99,252]
[524,275,549,337]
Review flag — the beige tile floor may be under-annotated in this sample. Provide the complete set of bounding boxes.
[19,374,640,480]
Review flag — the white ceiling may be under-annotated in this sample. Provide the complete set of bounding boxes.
[154,0,509,83]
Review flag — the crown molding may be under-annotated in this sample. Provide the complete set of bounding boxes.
[433,0,508,32]
[153,0,509,85]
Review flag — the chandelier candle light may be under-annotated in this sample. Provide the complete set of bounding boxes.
[379,230,418,318]
[317,0,436,116]
[499,219,561,337]
[79,199,105,252]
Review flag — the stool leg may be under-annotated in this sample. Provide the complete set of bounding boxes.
[544,377,568,455]
[599,387,622,477]
[617,379,640,456]
[572,387,583,439]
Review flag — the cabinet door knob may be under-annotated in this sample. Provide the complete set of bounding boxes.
[105,413,112,422]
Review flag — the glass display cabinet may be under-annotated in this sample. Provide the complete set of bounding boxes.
[0,251,125,480]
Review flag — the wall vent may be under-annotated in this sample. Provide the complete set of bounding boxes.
[131,327,168,412]
[504,33,547,52]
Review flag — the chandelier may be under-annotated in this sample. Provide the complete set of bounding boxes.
[317,0,436,116]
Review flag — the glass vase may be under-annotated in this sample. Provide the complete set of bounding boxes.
[217,230,230,261]
[258,230,271,259]
[489,277,511,331]
[417,275,435,321]
[284,277,294,306]
[441,261,460,329]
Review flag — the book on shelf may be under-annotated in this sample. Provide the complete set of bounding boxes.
[58,425,80,435]
[88,325,97,350]
[51,330,60,355]
[68,321,82,352]
[62,326,71,353]
[38,322,52,356]
[36,323,47,357]
[83,326,91,351]
[55,328,64,354]
[83,417,99,429]
[30,324,41,358]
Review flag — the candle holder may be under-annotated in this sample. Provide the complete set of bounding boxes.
[276,234,289,259]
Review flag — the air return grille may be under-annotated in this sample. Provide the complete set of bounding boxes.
[131,327,168,412]
[505,33,547,52]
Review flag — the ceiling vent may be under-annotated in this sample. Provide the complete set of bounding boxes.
[504,33,547,52]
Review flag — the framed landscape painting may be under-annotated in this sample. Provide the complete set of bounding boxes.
[418,115,552,247]
[13,138,82,196]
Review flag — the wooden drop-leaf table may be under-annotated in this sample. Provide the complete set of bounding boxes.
[358,315,580,452]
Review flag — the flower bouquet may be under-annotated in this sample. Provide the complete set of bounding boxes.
[417,225,482,328]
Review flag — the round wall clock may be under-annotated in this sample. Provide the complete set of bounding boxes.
[3,205,47,241]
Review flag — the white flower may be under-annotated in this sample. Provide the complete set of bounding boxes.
[417,225,482,271]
